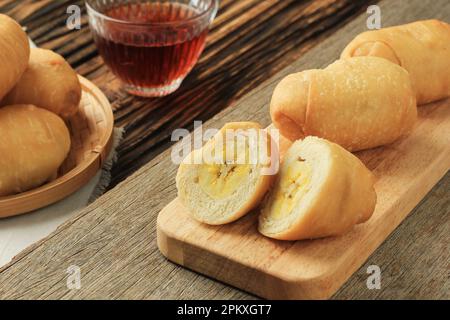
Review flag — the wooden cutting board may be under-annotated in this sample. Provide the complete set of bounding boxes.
[157,1,450,299]
[157,99,450,299]
[156,0,450,299]
[157,100,450,299]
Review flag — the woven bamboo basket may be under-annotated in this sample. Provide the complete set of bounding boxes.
[0,76,114,218]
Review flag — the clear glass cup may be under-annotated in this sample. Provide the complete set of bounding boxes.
[86,0,218,97]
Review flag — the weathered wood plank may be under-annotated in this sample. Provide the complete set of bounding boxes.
[336,174,450,299]
[0,0,448,300]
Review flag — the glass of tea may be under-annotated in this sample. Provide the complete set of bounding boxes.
[86,0,218,97]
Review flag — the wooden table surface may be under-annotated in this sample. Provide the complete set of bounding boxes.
[0,0,448,299]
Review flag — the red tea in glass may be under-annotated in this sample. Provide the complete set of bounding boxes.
[86,0,218,97]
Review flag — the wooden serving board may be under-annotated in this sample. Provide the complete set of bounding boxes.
[0,76,114,218]
[156,0,450,299]
[158,97,450,299]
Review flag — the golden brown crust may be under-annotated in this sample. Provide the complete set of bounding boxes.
[271,57,417,152]
[2,48,82,118]
[259,137,376,241]
[269,72,313,141]
[0,14,30,100]
[341,20,450,104]
[0,105,71,196]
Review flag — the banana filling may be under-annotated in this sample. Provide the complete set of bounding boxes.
[198,163,251,199]
[197,135,253,200]
[269,158,312,220]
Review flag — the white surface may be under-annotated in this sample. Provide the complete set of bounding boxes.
[0,171,101,267]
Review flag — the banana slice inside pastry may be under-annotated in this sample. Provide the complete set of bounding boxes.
[176,122,277,225]
[259,136,376,240]
[269,158,312,220]
[196,135,252,199]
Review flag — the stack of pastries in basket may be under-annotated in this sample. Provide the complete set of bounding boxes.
[177,19,450,240]
[0,14,81,197]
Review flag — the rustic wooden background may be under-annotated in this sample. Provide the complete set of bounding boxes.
[0,0,370,187]
[0,0,448,300]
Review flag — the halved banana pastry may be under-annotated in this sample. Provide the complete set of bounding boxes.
[259,136,376,241]
[176,122,277,225]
